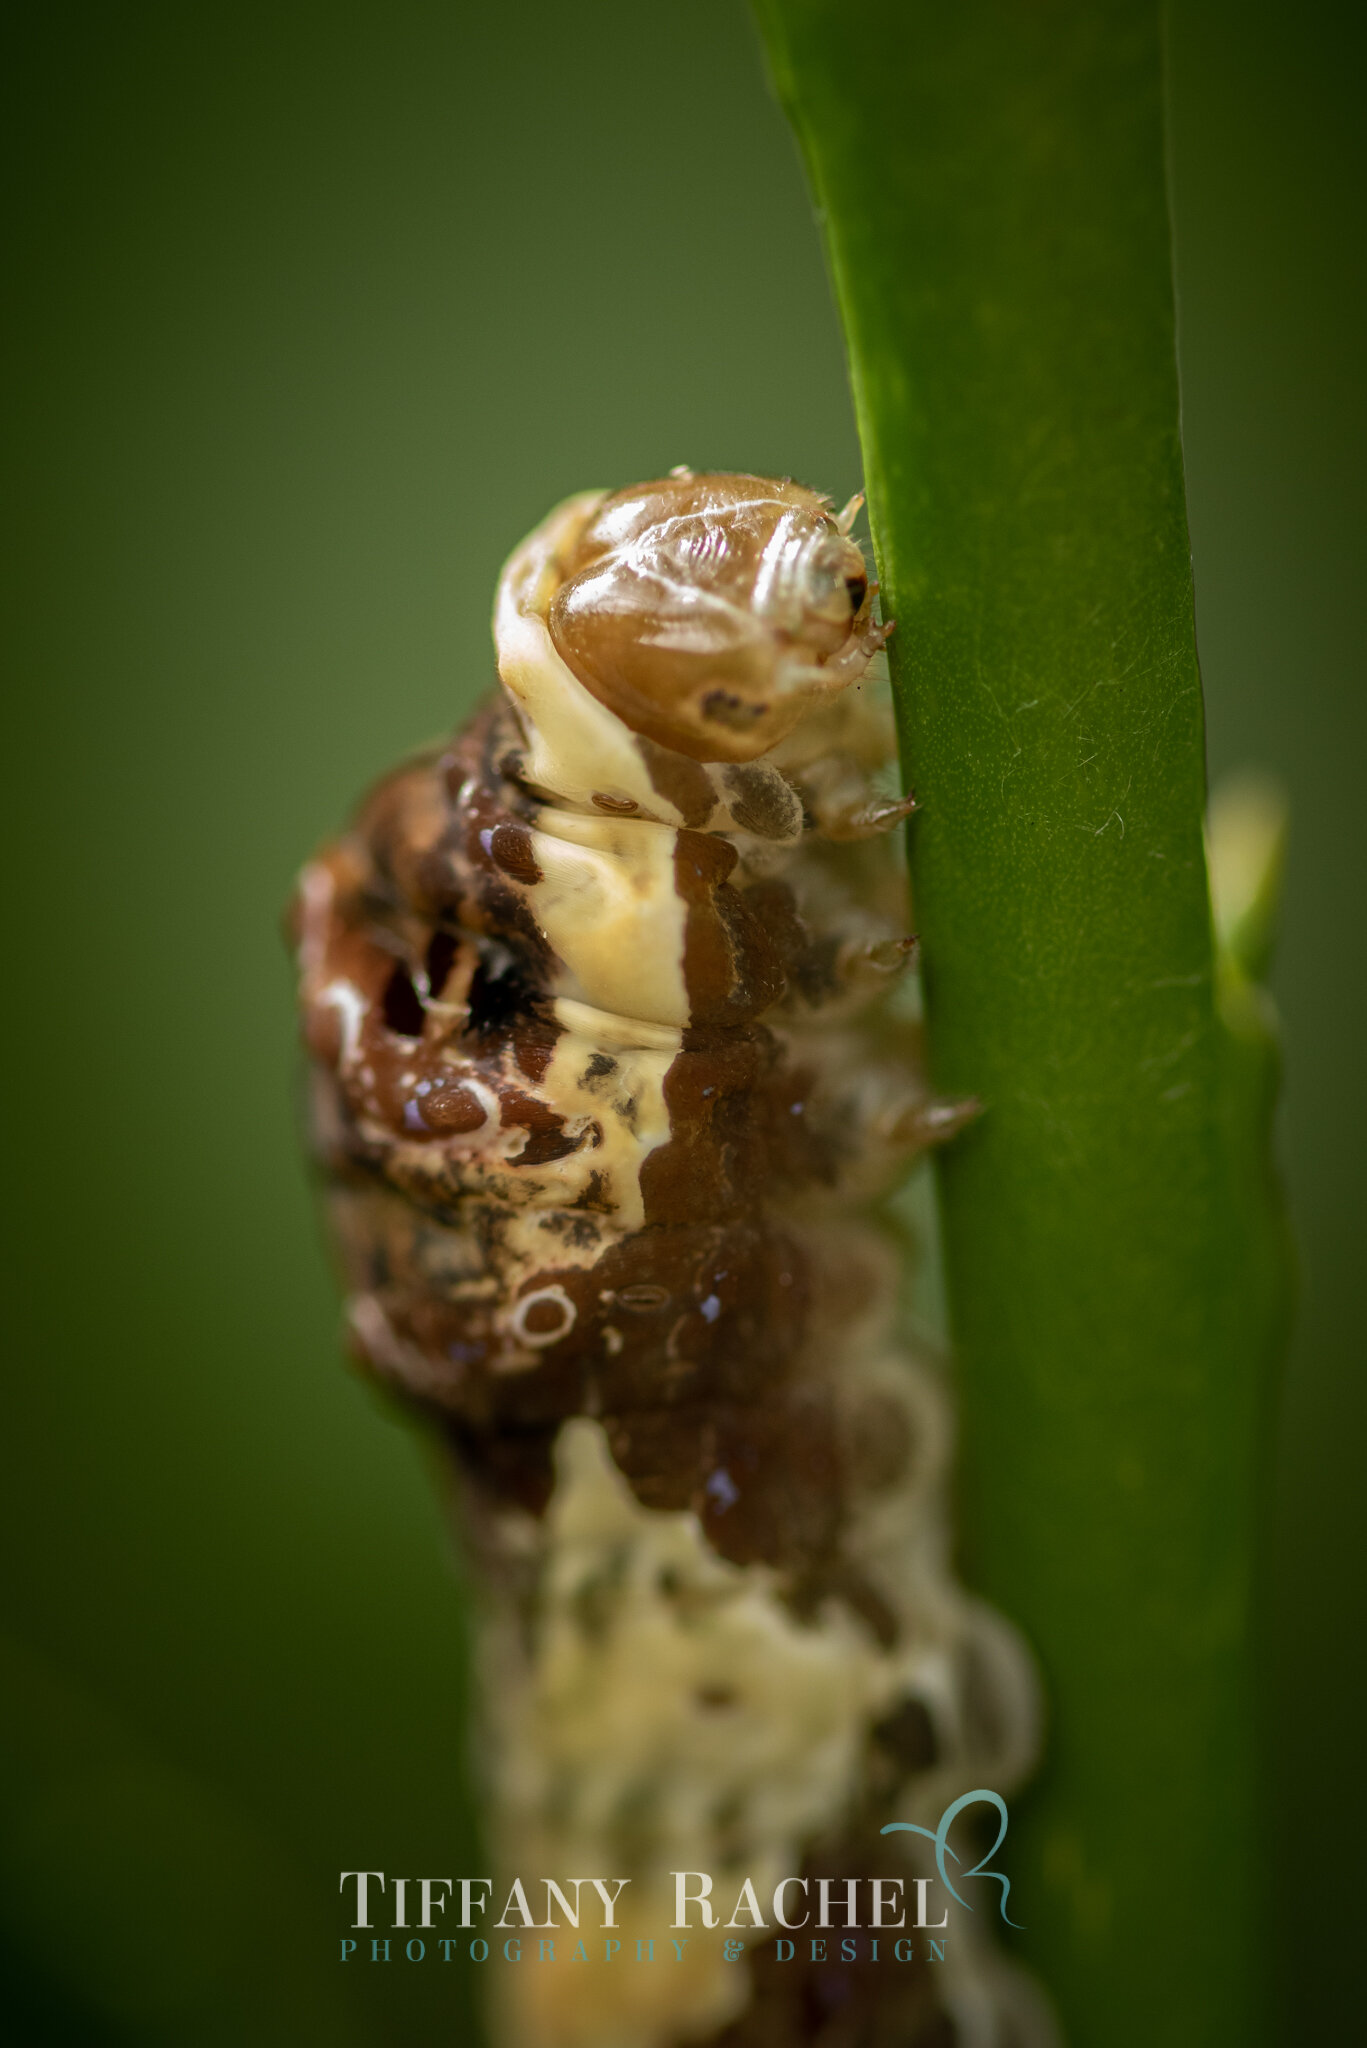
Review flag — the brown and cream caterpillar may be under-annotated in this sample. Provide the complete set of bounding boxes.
[292,473,1050,2048]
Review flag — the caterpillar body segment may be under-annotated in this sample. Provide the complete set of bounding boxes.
[293,476,1049,2048]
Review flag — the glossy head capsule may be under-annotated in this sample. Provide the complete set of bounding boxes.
[544,471,884,762]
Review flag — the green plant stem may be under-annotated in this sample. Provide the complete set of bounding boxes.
[752,4,1289,2043]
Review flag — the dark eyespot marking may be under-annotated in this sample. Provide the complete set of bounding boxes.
[424,928,458,998]
[702,688,767,730]
[515,1123,581,1166]
[487,821,542,885]
[466,951,538,1040]
[415,1081,487,1135]
[382,962,426,1038]
[845,571,868,612]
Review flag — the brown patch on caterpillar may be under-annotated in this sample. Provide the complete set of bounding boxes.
[637,731,717,825]
[591,1223,809,1412]
[495,1074,593,1163]
[342,1219,821,1549]
[443,1413,560,1525]
[674,832,786,1026]
[509,1018,561,1085]
[602,1391,843,1576]
[356,1279,590,1427]
[730,875,815,985]
[640,1033,775,1224]
[296,831,587,1200]
[736,870,914,1017]
[351,711,555,986]
[336,1200,888,1589]
[352,752,455,919]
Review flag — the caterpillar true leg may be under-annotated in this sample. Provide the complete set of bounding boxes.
[292,474,1052,2047]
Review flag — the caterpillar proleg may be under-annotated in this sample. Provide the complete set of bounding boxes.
[292,474,1051,2047]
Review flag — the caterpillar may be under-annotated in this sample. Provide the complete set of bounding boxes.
[292,473,1051,2048]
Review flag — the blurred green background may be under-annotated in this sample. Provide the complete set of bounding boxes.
[2,2,1361,2041]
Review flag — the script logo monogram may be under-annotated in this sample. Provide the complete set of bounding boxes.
[882,1789,1021,1928]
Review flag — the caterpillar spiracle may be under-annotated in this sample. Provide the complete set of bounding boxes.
[292,473,1050,2048]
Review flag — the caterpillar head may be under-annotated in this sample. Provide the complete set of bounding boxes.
[499,472,887,766]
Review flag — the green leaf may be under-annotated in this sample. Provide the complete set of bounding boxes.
[752,3,1291,2042]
